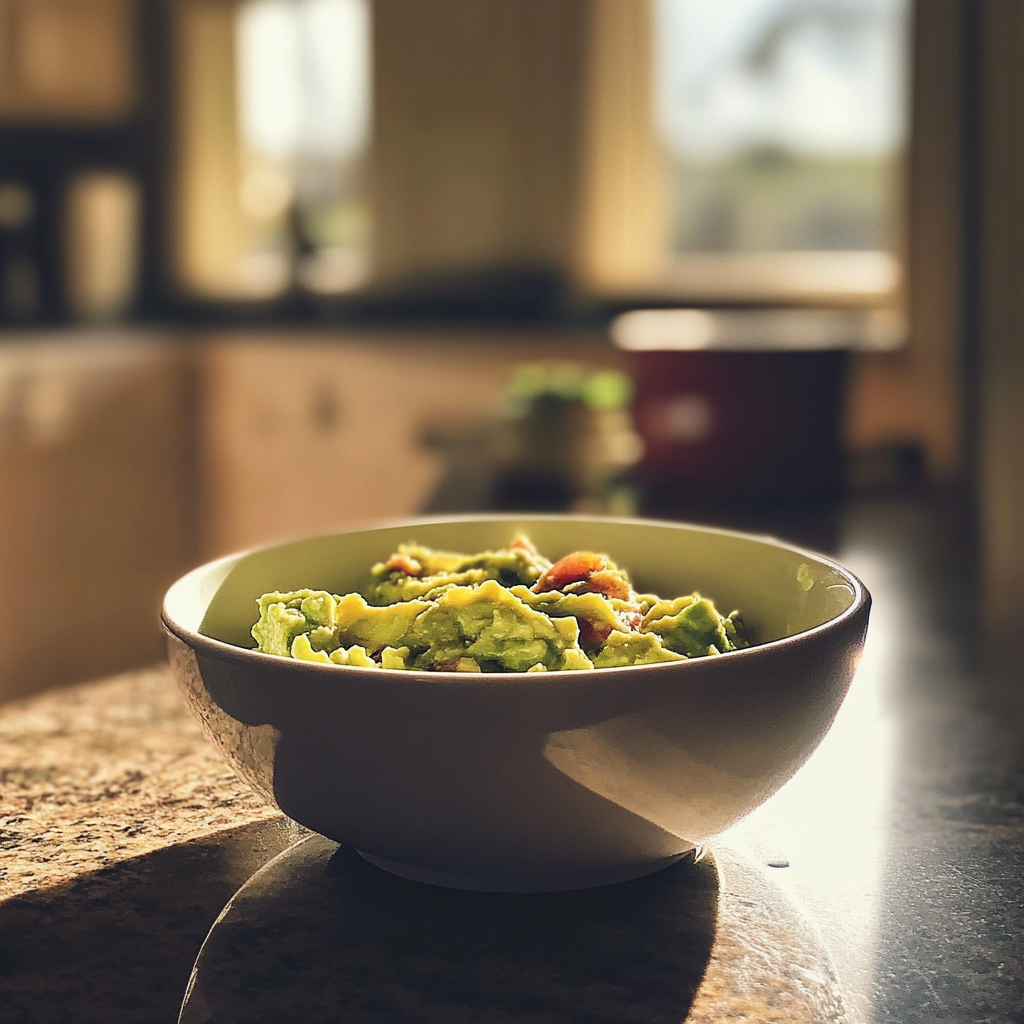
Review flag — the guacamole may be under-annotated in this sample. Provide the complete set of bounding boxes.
[250,536,749,672]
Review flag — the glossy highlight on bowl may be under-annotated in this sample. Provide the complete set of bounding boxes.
[162,515,870,892]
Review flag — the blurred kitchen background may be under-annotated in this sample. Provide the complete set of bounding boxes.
[0,0,1020,701]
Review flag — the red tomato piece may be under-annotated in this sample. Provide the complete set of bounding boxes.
[386,553,423,576]
[576,570,631,601]
[533,552,608,593]
[575,616,613,651]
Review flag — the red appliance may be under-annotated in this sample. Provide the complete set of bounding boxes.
[630,347,847,498]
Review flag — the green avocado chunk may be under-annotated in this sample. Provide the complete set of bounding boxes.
[333,592,431,651]
[365,540,551,606]
[252,590,332,657]
[510,585,622,634]
[249,536,750,672]
[591,630,687,668]
[643,595,737,658]
[403,580,590,672]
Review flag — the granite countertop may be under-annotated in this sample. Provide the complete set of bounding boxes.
[1,493,1022,1023]
[0,667,289,899]
[0,667,308,1021]
[0,667,850,1024]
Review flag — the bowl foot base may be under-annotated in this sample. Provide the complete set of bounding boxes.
[356,849,692,892]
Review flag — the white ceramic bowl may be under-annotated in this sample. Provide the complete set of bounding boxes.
[162,515,869,892]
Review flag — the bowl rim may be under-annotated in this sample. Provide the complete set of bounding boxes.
[162,512,870,681]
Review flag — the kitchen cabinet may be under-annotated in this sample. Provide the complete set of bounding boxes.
[0,329,623,701]
[0,334,196,700]
[0,0,136,121]
[197,332,624,557]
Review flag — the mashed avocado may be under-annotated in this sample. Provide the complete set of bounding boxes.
[250,536,749,672]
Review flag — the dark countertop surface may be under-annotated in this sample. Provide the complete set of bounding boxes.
[1,492,1022,1023]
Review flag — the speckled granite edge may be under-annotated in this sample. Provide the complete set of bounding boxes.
[0,665,283,901]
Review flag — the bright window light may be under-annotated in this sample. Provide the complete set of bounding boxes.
[654,0,910,257]
[235,0,371,295]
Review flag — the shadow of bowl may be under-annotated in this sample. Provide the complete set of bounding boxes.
[179,834,720,1024]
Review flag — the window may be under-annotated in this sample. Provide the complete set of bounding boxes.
[652,0,911,302]
[174,0,910,309]
[175,0,371,300]
[236,0,371,296]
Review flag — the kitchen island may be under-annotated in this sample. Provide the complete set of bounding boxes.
[1,493,1021,1023]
